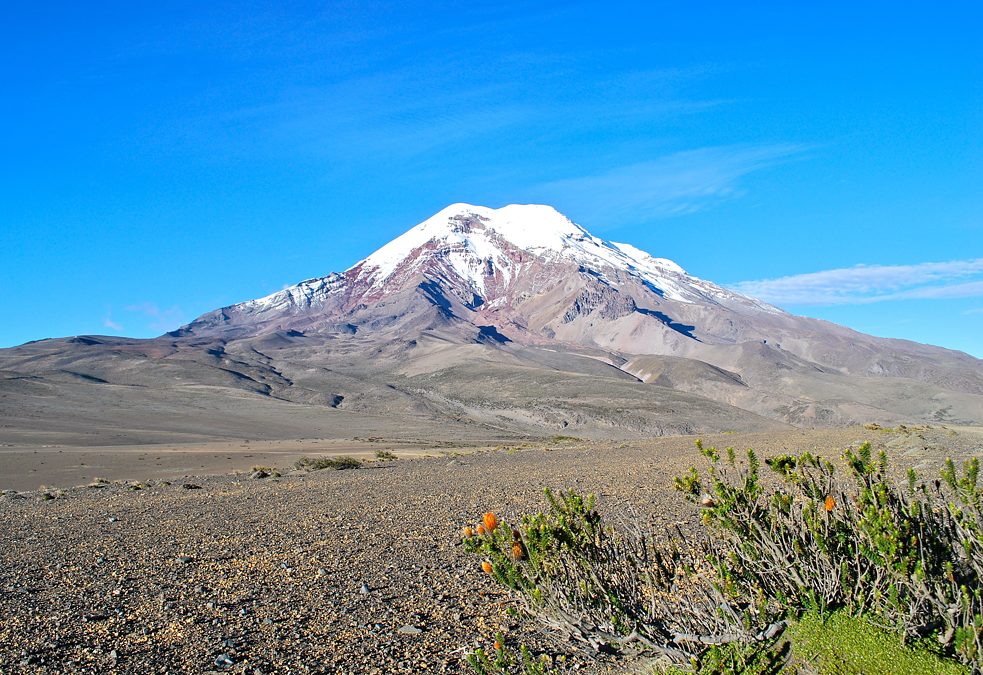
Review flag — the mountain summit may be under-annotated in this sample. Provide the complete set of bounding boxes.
[350,203,698,302]
[3,204,983,443]
[182,203,778,339]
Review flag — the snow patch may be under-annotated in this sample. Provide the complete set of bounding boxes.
[234,203,785,317]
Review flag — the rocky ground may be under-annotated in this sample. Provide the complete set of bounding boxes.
[2,426,980,674]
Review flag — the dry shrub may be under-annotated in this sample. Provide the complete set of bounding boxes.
[464,442,982,672]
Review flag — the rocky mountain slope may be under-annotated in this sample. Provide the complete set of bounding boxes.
[2,204,982,444]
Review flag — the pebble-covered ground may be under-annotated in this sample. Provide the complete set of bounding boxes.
[2,426,979,673]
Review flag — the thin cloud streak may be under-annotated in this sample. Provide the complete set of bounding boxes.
[530,144,810,225]
[732,258,983,306]
[125,302,185,333]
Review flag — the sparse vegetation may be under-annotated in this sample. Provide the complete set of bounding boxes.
[293,455,362,471]
[677,440,982,669]
[863,422,934,435]
[495,444,527,455]
[250,465,282,477]
[467,633,559,674]
[495,443,530,451]
[463,441,982,673]
[38,485,65,500]
[374,450,398,461]
[462,491,780,669]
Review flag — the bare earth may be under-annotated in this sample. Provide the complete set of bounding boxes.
[0,439,492,493]
[2,426,981,673]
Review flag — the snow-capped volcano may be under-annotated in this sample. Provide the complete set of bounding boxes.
[5,204,983,441]
[173,202,983,429]
[355,203,693,298]
[355,203,689,295]
[223,203,779,328]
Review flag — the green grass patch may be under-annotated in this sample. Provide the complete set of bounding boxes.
[786,610,969,675]
[293,455,362,471]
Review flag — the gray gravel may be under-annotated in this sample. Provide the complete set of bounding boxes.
[1,426,976,673]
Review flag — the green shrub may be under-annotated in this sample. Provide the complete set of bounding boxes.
[463,442,981,673]
[466,633,558,674]
[293,455,362,471]
[462,490,780,666]
[374,450,398,461]
[675,441,982,670]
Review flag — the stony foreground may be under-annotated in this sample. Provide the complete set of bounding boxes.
[2,426,980,673]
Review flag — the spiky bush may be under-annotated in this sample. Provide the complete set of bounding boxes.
[463,490,782,666]
[463,443,981,672]
[675,441,983,669]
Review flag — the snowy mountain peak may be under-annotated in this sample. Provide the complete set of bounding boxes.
[352,203,719,303]
[354,203,589,280]
[228,203,782,321]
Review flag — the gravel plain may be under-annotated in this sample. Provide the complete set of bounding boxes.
[2,426,980,674]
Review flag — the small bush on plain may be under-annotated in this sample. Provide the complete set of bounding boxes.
[293,455,362,471]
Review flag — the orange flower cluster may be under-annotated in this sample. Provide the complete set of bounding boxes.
[465,510,527,569]
[463,511,500,538]
[461,512,497,538]
[824,495,836,512]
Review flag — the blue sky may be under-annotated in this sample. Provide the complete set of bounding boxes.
[2,1,981,356]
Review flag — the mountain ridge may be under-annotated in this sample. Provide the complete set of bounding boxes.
[2,203,982,445]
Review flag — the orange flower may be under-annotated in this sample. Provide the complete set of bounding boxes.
[462,526,474,538]
[511,541,526,560]
[483,512,499,532]
[493,640,502,650]
[824,495,835,512]
[476,524,486,536]
[481,561,493,574]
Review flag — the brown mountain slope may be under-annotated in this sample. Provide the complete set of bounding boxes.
[2,203,981,444]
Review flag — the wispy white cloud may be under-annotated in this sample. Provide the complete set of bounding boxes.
[125,302,185,333]
[731,258,983,306]
[102,315,122,331]
[529,144,810,226]
[161,24,734,170]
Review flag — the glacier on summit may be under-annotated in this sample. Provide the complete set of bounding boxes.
[239,203,781,317]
